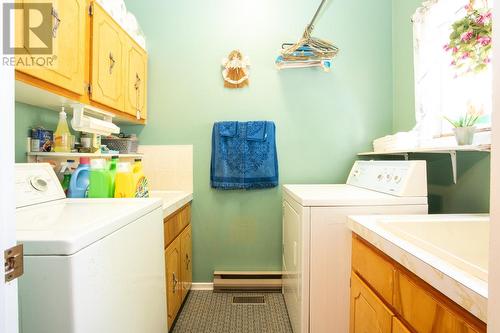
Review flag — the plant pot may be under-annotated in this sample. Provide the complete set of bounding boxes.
[453,126,476,146]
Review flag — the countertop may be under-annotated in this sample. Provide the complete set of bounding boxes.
[348,214,488,322]
[150,190,193,218]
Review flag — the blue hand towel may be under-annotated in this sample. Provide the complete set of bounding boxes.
[211,121,279,190]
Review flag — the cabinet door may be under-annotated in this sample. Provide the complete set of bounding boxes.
[350,273,393,333]
[124,40,147,119]
[91,3,125,111]
[392,318,411,333]
[180,224,192,301]
[165,238,182,330]
[16,0,86,95]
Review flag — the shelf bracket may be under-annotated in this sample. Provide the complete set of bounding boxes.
[449,151,457,184]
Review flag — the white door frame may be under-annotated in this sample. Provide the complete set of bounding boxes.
[0,0,19,331]
[489,3,500,331]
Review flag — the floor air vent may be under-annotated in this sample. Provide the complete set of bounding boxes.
[232,296,266,304]
[213,271,282,293]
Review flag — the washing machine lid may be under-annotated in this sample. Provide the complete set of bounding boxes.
[16,198,162,256]
[283,184,428,207]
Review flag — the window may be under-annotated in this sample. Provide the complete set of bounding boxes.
[413,0,492,143]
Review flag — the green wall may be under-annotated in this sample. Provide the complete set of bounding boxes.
[15,102,60,163]
[391,0,490,214]
[392,0,419,132]
[122,0,394,282]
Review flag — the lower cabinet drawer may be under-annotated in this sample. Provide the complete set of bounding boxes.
[352,236,395,305]
[164,204,191,248]
[394,271,483,333]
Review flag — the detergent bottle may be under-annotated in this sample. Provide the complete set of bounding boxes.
[108,156,119,197]
[54,107,71,153]
[132,159,150,198]
[61,159,75,196]
[88,159,112,198]
[114,162,135,198]
[68,158,91,198]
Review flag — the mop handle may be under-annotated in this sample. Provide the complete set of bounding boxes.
[307,0,328,33]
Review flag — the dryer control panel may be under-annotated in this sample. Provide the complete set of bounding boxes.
[16,163,65,208]
[347,161,427,197]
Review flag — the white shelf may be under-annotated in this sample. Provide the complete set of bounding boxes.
[16,80,143,125]
[27,152,143,159]
[358,144,491,156]
[357,144,491,184]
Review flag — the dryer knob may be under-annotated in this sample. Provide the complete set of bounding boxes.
[30,176,48,192]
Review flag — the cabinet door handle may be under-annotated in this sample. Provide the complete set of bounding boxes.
[135,73,141,119]
[134,73,141,90]
[185,254,190,271]
[172,272,178,293]
[109,52,116,74]
[51,7,61,38]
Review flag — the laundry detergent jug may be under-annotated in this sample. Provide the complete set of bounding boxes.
[68,158,90,198]
[88,159,112,198]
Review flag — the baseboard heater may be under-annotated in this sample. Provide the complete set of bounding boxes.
[213,271,282,292]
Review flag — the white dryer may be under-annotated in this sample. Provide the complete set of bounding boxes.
[15,163,167,333]
[282,161,428,333]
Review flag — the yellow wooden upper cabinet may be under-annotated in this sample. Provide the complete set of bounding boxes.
[125,39,148,120]
[90,3,126,112]
[15,0,87,95]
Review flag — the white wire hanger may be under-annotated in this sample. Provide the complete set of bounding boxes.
[276,0,339,72]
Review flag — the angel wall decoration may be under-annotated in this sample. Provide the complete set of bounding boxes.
[221,50,250,88]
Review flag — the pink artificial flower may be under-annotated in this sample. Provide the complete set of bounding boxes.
[461,52,470,60]
[443,44,451,51]
[477,35,492,46]
[485,57,491,64]
[477,12,492,25]
[461,30,474,42]
[453,47,459,54]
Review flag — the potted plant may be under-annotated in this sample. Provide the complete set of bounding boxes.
[444,106,483,145]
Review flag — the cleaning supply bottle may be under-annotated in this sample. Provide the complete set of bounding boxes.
[88,159,112,198]
[114,162,135,198]
[61,159,75,196]
[68,158,91,198]
[132,159,150,198]
[108,156,119,197]
[54,107,71,153]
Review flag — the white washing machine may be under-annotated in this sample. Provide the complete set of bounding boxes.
[282,160,428,333]
[15,163,167,333]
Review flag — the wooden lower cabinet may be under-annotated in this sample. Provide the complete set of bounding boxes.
[350,273,393,333]
[350,235,486,333]
[164,203,192,330]
[392,318,411,333]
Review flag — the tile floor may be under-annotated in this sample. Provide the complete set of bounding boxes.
[171,291,293,333]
